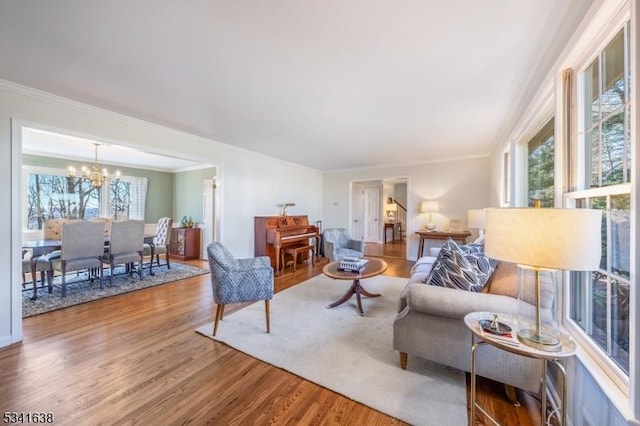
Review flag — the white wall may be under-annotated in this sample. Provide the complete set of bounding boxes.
[0,80,323,346]
[323,156,491,259]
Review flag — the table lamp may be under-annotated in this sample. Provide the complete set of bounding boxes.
[385,202,397,223]
[467,209,486,237]
[484,207,601,351]
[420,200,439,231]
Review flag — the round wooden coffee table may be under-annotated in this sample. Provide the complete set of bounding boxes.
[322,258,388,316]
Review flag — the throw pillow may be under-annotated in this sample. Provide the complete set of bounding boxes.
[458,242,485,254]
[464,251,499,286]
[424,239,484,291]
[424,238,497,292]
[483,261,517,297]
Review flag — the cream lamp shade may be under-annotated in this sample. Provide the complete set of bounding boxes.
[385,203,397,223]
[420,200,439,213]
[467,209,485,230]
[484,208,601,271]
[484,207,601,351]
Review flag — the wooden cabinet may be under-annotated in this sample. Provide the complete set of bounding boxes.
[169,227,201,260]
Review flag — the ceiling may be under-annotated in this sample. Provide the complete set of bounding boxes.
[0,1,594,171]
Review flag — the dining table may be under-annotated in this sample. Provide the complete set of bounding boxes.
[22,235,156,300]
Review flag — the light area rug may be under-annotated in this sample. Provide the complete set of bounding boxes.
[23,263,209,318]
[196,274,467,426]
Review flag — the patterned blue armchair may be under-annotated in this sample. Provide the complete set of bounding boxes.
[207,242,274,336]
[322,228,365,261]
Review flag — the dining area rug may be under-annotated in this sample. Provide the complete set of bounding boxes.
[22,263,209,317]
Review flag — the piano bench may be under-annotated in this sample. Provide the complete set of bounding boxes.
[281,244,315,272]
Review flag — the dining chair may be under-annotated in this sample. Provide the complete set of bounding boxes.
[104,220,145,285]
[21,249,52,293]
[91,217,113,238]
[207,242,274,336]
[51,221,105,297]
[143,217,173,269]
[43,218,73,240]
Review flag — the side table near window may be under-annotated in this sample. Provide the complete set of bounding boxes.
[464,312,576,426]
[415,230,471,258]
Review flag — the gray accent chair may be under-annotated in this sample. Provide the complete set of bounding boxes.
[51,221,105,297]
[322,228,364,261]
[143,217,173,269]
[207,242,274,336]
[105,220,145,285]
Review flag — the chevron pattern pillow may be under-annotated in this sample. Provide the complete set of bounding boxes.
[424,238,496,292]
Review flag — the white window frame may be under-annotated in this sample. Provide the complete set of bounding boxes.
[562,12,634,397]
[23,165,118,231]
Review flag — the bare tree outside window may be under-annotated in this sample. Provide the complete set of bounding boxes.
[27,173,100,229]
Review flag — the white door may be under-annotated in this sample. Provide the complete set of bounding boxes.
[363,188,380,242]
[201,178,215,259]
[351,184,364,241]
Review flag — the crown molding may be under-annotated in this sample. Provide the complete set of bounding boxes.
[0,79,322,174]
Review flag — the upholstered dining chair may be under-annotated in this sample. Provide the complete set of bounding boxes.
[51,221,105,297]
[322,228,365,261]
[104,220,145,285]
[207,242,274,336]
[43,218,73,240]
[91,217,113,238]
[21,250,52,293]
[143,217,173,269]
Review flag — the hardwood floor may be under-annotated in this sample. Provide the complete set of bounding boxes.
[0,250,541,424]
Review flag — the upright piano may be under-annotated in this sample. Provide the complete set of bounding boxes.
[255,215,320,273]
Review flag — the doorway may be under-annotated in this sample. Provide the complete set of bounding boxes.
[350,177,408,260]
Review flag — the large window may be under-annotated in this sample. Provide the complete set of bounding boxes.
[527,118,555,207]
[24,167,148,229]
[566,24,631,378]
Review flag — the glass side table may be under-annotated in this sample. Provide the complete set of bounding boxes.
[464,312,576,426]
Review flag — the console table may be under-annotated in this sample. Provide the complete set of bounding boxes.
[415,230,471,257]
[384,223,395,243]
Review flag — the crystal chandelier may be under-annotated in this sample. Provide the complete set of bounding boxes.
[67,143,113,189]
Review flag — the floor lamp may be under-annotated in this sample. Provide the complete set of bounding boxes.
[484,207,601,351]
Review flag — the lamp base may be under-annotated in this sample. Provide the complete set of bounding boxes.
[517,328,562,352]
[425,223,436,231]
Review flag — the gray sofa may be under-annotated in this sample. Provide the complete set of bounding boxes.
[393,254,555,394]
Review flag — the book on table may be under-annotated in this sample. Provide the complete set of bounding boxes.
[339,257,369,272]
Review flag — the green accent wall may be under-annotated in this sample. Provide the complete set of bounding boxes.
[173,167,216,225]
[23,154,174,223]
